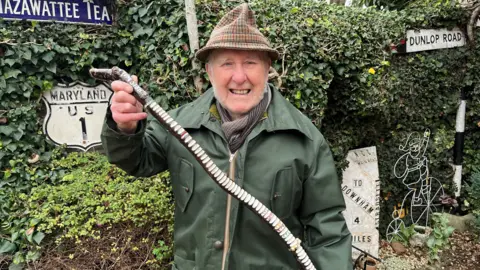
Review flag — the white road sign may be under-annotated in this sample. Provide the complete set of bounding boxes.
[342,146,380,260]
[42,82,112,151]
[406,28,465,53]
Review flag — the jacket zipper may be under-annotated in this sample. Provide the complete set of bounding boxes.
[221,151,237,270]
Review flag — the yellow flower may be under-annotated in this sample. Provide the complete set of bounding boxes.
[368,68,376,75]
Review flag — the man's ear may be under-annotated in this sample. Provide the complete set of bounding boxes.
[205,63,211,78]
[265,53,272,71]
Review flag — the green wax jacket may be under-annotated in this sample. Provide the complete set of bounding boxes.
[101,86,352,270]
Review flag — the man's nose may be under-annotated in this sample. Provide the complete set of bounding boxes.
[231,67,247,84]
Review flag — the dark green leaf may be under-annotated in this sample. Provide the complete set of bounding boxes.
[0,240,16,254]
[8,263,24,270]
[0,126,16,136]
[33,232,45,245]
[12,130,24,141]
[22,49,32,60]
[138,7,148,17]
[11,232,19,242]
[4,70,22,79]
[30,219,41,227]
[26,250,41,261]
[4,59,16,66]
[41,51,55,63]
[6,144,17,152]
[46,62,57,74]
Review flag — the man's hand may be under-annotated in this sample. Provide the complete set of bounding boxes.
[110,76,148,134]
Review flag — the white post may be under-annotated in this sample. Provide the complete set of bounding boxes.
[453,89,467,197]
[184,0,203,93]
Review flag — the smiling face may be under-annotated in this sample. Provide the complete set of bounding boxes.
[206,49,271,120]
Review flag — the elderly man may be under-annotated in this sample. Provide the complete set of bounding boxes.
[101,3,351,270]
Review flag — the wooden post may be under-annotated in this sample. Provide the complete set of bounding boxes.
[328,0,347,4]
[184,0,203,93]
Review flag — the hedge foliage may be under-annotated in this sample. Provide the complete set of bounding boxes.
[1,0,480,267]
[27,152,173,240]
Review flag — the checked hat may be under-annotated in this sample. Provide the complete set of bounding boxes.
[195,3,279,62]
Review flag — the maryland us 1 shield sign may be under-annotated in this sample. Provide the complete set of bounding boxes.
[42,82,112,151]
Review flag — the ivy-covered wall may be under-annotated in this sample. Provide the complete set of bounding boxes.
[1,0,479,267]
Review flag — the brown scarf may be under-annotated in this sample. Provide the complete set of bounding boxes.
[216,84,271,153]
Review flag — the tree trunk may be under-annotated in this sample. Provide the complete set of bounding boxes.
[184,0,203,93]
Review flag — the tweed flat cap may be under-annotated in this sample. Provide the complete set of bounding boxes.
[195,3,279,62]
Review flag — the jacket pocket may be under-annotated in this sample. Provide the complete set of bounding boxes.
[174,159,195,213]
[270,166,295,220]
[172,254,196,270]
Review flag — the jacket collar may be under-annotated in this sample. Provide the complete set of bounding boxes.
[174,85,313,141]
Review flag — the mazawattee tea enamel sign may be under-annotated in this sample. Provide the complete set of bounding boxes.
[42,82,113,151]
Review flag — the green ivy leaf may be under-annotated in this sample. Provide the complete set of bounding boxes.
[337,67,345,76]
[6,144,17,152]
[427,237,435,248]
[8,263,24,270]
[133,27,154,38]
[29,219,40,227]
[138,7,148,17]
[0,126,16,136]
[42,80,53,91]
[42,51,55,63]
[46,62,57,74]
[6,84,15,93]
[26,250,41,261]
[32,232,45,245]
[295,90,302,100]
[11,232,19,242]
[79,33,90,39]
[26,230,33,243]
[22,49,32,60]
[306,18,314,27]
[0,240,16,254]
[12,129,24,141]
[4,59,16,66]
[446,226,454,236]
[0,77,6,88]
[4,70,22,79]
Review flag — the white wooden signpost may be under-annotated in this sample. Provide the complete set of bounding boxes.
[342,146,380,260]
[42,82,112,151]
[406,28,465,53]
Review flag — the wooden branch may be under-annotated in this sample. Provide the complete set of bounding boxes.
[467,4,480,45]
[185,0,204,93]
[463,1,480,10]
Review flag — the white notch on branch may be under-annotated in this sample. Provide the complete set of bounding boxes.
[185,0,203,93]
